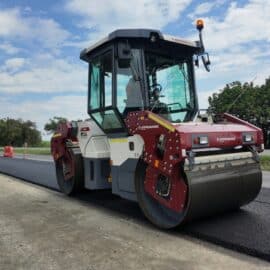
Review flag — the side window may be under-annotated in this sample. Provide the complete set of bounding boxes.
[92,110,122,130]
[104,72,112,107]
[89,51,112,110]
[90,64,100,110]
[89,50,123,132]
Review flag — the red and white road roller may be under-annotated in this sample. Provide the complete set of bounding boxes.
[51,21,263,228]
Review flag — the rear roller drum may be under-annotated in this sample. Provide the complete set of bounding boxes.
[55,148,84,195]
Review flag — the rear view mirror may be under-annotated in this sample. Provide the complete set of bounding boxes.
[201,53,211,72]
[118,42,132,68]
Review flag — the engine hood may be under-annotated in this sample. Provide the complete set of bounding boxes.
[174,121,263,150]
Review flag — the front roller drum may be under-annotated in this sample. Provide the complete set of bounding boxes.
[135,161,262,229]
[55,148,84,195]
[184,162,262,221]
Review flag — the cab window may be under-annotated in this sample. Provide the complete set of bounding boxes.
[89,50,123,132]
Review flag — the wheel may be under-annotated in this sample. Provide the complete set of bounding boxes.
[135,161,188,229]
[55,148,84,195]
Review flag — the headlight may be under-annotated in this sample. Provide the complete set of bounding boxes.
[243,133,253,142]
[199,136,208,145]
[193,135,209,146]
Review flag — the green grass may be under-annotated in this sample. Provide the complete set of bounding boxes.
[13,147,51,155]
[260,155,270,171]
[38,141,50,148]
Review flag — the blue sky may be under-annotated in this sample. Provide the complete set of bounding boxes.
[0,0,269,138]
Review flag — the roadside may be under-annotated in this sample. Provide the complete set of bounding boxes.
[12,147,50,155]
[261,149,270,156]
[261,156,270,171]
[0,173,269,270]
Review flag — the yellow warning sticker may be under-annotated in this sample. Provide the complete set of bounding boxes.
[148,113,175,132]
[109,138,128,143]
[52,133,62,138]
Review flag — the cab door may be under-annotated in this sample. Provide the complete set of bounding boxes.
[88,47,126,134]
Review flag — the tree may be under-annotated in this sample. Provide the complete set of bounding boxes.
[44,117,68,134]
[208,78,270,123]
[208,76,270,147]
[0,118,41,146]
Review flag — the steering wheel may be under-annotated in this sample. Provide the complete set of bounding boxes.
[150,83,162,92]
[150,83,163,100]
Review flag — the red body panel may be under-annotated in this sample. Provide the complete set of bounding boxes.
[171,113,264,151]
[174,123,259,150]
[51,122,78,180]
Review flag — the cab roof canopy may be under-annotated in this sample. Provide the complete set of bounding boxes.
[80,29,200,61]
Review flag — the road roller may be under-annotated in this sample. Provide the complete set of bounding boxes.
[51,20,264,228]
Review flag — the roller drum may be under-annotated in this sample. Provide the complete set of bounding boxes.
[184,162,262,222]
[135,155,262,229]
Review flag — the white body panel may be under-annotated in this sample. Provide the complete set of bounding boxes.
[77,120,144,163]
[77,120,110,159]
[109,135,144,166]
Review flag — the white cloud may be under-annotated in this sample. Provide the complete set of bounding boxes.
[0,54,86,93]
[0,43,20,55]
[65,0,192,43]
[23,6,32,13]
[188,2,216,19]
[3,58,26,72]
[0,95,88,139]
[200,1,270,51]
[189,0,270,104]
[194,45,270,109]
[0,7,70,49]
[197,89,217,109]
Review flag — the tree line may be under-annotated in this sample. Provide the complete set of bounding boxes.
[208,77,270,146]
[0,117,68,147]
[0,118,41,147]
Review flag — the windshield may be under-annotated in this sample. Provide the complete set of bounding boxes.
[145,52,196,122]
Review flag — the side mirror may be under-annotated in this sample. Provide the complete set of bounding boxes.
[118,42,132,68]
[201,53,211,72]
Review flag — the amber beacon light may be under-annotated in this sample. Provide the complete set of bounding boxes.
[196,19,204,31]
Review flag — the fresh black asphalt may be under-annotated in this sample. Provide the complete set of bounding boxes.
[0,156,270,262]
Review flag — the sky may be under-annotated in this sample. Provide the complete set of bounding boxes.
[0,0,269,139]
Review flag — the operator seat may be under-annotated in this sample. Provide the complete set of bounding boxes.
[123,77,143,117]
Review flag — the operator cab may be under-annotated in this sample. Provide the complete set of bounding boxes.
[80,29,203,134]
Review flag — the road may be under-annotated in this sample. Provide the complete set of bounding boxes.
[0,173,269,270]
[0,152,53,161]
[0,156,270,262]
